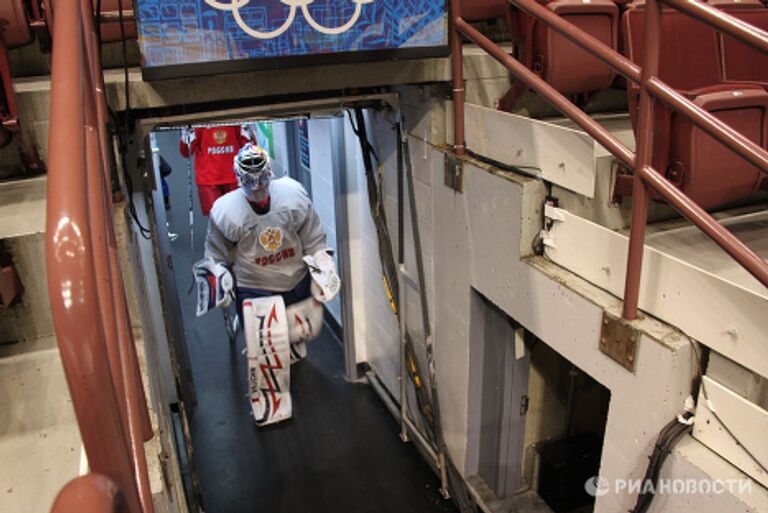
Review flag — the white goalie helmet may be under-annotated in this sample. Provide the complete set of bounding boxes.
[234,143,272,194]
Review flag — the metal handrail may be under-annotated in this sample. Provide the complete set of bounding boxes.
[46,1,153,512]
[51,475,121,513]
[449,0,768,320]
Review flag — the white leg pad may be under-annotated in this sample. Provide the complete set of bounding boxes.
[243,296,292,426]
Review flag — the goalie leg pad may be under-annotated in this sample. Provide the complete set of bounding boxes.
[243,296,292,426]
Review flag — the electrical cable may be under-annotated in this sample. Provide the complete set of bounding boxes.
[110,0,151,239]
[630,417,692,513]
[631,338,767,513]
[465,147,542,180]
[350,107,476,513]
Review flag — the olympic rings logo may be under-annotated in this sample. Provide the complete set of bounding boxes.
[205,0,375,39]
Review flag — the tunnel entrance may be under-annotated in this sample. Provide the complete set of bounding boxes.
[132,98,459,513]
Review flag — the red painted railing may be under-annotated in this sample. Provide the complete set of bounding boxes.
[449,0,768,320]
[46,1,154,512]
[51,475,122,513]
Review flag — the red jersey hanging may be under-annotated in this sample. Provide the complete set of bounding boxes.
[180,126,252,186]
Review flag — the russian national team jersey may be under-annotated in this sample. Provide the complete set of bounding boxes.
[204,178,327,292]
[179,126,251,186]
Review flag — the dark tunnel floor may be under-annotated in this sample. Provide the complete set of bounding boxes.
[187,324,456,513]
[159,131,457,513]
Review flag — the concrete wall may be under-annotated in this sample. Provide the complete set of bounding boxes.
[336,87,732,513]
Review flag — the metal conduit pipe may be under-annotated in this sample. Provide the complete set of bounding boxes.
[450,0,466,155]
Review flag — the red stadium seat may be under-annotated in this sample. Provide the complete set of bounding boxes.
[531,0,619,94]
[460,0,513,21]
[496,0,620,110]
[94,0,137,43]
[1,0,34,149]
[0,0,33,49]
[669,87,768,207]
[621,8,767,208]
[720,8,768,85]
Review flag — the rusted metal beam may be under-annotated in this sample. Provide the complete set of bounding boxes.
[454,17,637,168]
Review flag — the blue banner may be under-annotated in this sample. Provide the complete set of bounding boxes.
[136,0,447,70]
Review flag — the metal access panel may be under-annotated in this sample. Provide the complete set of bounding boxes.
[135,0,449,80]
[474,299,530,498]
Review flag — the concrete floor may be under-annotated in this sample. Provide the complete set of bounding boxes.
[159,131,457,513]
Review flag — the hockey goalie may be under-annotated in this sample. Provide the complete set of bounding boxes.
[196,144,340,426]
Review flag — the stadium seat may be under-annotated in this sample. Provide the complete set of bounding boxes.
[669,87,768,207]
[719,8,768,85]
[496,0,619,110]
[621,8,767,208]
[0,1,33,49]
[460,0,514,21]
[95,0,137,43]
[1,0,34,149]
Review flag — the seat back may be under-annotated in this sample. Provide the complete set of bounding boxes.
[0,0,33,49]
[670,88,768,208]
[623,9,723,92]
[533,0,619,94]
[721,9,768,84]
[460,0,511,21]
[95,0,137,43]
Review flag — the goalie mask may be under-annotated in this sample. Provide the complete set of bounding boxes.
[234,143,272,200]
[193,258,235,317]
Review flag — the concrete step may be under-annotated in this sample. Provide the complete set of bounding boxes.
[0,337,82,513]
[0,176,52,344]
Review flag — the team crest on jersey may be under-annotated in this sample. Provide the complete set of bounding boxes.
[259,227,284,252]
[212,129,228,144]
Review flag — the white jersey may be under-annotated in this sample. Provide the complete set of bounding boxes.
[205,178,327,292]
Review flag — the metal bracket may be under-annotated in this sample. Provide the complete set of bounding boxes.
[599,312,639,372]
[444,153,464,193]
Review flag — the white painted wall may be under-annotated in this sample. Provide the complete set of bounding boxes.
[271,121,292,179]
[308,117,342,324]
